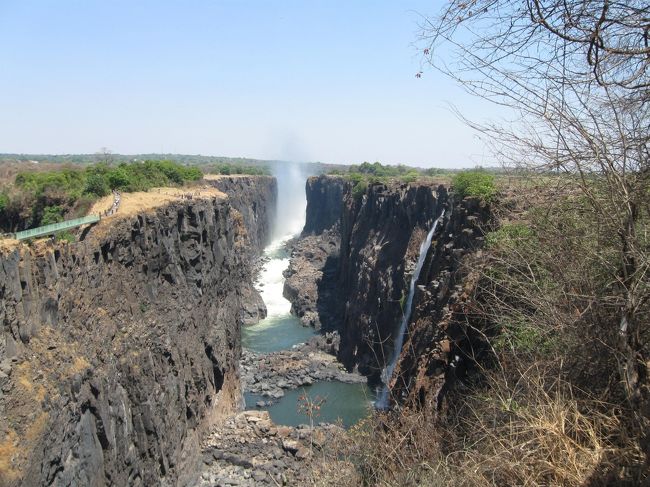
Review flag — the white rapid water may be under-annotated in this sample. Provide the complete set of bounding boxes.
[256,162,309,317]
[255,234,294,318]
[376,210,446,409]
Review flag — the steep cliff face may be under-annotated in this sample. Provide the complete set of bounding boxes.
[286,177,490,402]
[389,198,491,408]
[301,176,345,236]
[204,176,277,255]
[336,182,448,380]
[0,180,275,486]
[206,175,277,326]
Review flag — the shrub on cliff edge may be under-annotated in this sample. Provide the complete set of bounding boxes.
[452,170,496,202]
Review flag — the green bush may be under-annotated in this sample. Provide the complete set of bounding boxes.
[57,231,75,243]
[205,163,270,176]
[452,170,497,201]
[352,180,368,200]
[41,205,64,225]
[11,160,208,230]
[402,171,419,183]
[84,173,110,197]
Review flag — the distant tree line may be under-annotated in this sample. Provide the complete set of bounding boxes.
[202,163,271,176]
[329,161,476,200]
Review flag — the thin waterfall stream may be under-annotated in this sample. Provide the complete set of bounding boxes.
[377,210,445,408]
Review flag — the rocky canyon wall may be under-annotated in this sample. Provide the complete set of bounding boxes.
[0,178,275,487]
[336,181,447,381]
[301,176,345,236]
[287,176,490,406]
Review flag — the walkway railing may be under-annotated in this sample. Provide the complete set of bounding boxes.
[14,190,121,241]
[14,215,100,241]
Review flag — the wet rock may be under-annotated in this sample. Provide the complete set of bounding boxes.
[240,346,365,398]
[240,283,267,326]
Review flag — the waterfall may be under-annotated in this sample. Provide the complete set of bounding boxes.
[376,210,445,409]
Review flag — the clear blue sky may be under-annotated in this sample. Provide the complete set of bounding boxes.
[0,1,494,167]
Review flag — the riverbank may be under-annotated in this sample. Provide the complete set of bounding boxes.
[241,340,366,402]
[195,411,354,486]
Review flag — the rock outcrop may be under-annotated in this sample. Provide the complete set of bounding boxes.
[206,175,277,327]
[241,343,365,402]
[283,176,347,331]
[0,178,275,487]
[389,198,491,408]
[335,182,448,381]
[301,176,345,236]
[282,229,341,330]
[196,410,350,486]
[205,176,276,255]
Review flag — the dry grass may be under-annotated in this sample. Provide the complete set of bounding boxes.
[0,238,20,253]
[88,186,225,217]
[0,430,20,485]
[433,369,642,487]
[330,369,641,487]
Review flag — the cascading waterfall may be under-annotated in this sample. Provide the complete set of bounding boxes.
[376,210,445,409]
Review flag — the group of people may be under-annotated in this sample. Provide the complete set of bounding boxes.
[102,190,121,217]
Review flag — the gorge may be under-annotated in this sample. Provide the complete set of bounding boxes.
[0,171,490,486]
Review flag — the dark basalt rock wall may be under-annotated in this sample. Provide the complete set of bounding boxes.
[0,179,275,486]
[389,198,491,408]
[336,182,447,381]
[302,176,346,236]
[282,176,348,331]
[286,176,491,404]
[205,176,277,254]
[207,175,277,326]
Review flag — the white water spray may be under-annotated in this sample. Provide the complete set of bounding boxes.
[376,210,446,409]
[271,162,311,240]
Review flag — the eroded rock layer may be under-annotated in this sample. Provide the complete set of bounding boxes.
[0,178,275,487]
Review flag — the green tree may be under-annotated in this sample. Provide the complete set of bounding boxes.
[107,168,130,189]
[84,173,110,197]
[41,205,64,226]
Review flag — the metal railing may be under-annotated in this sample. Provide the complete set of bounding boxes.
[14,215,100,241]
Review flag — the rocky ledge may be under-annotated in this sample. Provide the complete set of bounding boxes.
[282,229,341,331]
[195,411,347,486]
[241,338,364,403]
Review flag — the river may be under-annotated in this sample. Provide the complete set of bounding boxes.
[242,220,373,428]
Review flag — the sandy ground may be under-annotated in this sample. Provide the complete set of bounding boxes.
[88,186,226,218]
[0,238,20,253]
